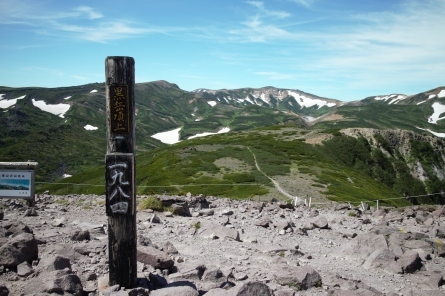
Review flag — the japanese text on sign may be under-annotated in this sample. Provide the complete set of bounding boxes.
[109,84,129,134]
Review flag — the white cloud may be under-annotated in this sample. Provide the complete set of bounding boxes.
[73,6,103,20]
[246,1,291,19]
[0,0,182,43]
[287,0,317,8]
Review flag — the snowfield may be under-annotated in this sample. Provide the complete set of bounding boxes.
[0,95,26,109]
[151,127,231,144]
[32,99,70,118]
[84,125,98,131]
[428,102,445,124]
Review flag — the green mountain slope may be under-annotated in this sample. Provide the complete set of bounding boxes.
[1,81,445,206]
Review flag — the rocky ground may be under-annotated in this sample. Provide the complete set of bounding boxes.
[1,193,445,296]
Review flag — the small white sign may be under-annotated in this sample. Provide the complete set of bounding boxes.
[0,170,33,199]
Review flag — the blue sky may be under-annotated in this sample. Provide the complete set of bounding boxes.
[1,0,444,101]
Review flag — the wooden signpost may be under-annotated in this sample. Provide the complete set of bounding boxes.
[105,56,136,288]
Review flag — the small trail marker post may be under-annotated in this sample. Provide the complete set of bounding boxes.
[105,56,136,288]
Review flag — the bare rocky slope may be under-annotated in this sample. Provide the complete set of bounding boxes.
[1,193,445,296]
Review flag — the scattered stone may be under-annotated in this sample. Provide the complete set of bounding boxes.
[16,261,33,277]
[137,245,174,269]
[274,265,322,290]
[23,208,38,217]
[150,214,161,223]
[399,250,422,274]
[70,229,90,241]
[171,202,191,217]
[311,216,329,229]
[199,209,214,216]
[149,285,199,296]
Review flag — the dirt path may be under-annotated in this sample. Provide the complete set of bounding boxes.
[247,147,298,201]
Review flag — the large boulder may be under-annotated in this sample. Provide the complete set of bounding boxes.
[0,232,38,268]
[150,285,199,296]
[334,233,387,261]
[399,250,422,274]
[137,245,174,269]
[23,269,83,296]
[274,265,322,290]
[232,281,274,295]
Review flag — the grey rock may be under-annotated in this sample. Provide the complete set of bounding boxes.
[52,217,66,227]
[362,248,396,271]
[414,270,444,290]
[334,233,387,261]
[0,284,9,296]
[311,216,329,229]
[399,250,422,274]
[202,267,224,282]
[157,241,178,255]
[0,211,3,221]
[233,281,274,295]
[137,245,174,269]
[2,220,33,237]
[24,208,38,217]
[36,254,71,273]
[171,202,191,217]
[128,287,150,296]
[199,209,214,216]
[274,265,322,290]
[70,229,90,241]
[73,241,107,255]
[221,209,234,216]
[274,288,296,296]
[0,232,38,268]
[17,261,33,277]
[150,214,161,223]
[149,285,199,296]
[335,203,350,211]
[254,217,271,228]
[384,211,403,223]
[204,288,230,296]
[23,269,83,296]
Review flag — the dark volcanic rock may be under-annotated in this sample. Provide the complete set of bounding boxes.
[0,232,38,268]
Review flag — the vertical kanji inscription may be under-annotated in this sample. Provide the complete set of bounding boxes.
[105,153,134,216]
[109,84,129,134]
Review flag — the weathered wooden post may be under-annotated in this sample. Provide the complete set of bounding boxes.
[105,56,136,288]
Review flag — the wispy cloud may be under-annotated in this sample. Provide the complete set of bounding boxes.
[246,1,291,19]
[229,2,296,42]
[287,0,317,8]
[0,0,181,43]
[73,6,103,20]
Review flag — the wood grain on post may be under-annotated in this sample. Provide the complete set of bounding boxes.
[105,56,136,288]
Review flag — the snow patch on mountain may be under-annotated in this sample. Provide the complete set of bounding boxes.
[64,96,72,100]
[84,125,98,131]
[0,95,26,109]
[188,127,230,140]
[417,127,445,138]
[374,94,407,104]
[32,99,70,118]
[151,128,181,144]
[428,102,445,124]
[90,90,98,93]
[438,89,445,98]
[207,101,217,107]
[151,126,231,144]
[287,91,336,109]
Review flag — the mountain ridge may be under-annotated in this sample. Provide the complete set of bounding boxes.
[1,80,445,204]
